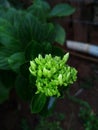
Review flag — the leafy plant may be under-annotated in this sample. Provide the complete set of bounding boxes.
[79,107,98,130]
[21,118,31,130]
[9,0,24,7]
[29,53,77,97]
[0,0,76,114]
[35,117,63,130]
[21,112,65,130]
[35,112,66,130]
[29,53,77,113]
[66,88,98,130]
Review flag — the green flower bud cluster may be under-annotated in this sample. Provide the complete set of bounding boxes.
[29,53,77,97]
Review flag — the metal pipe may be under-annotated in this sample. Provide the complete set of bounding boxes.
[66,40,98,57]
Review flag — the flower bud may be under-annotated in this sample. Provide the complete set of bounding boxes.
[29,53,77,97]
[29,67,36,76]
[58,74,63,85]
[43,68,51,78]
[35,57,40,64]
[38,69,42,77]
[66,72,70,81]
[63,53,69,63]
[47,89,53,96]
[30,61,36,70]
[45,54,52,60]
[38,54,42,59]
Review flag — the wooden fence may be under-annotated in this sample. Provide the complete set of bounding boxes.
[48,0,98,45]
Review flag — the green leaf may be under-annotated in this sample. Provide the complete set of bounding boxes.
[0,30,21,51]
[16,13,54,46]
[0,6,9,17]
[0,44,22,71]
[0,17,21,51]
[49,3,75,17]
[27,0,51,22]
[25,40,53,61]
[55,24,66,45]
[25,41,43,60]
[0,0,10,8]
[30,93,47,113]
[0,46,13,70]
[0,9,55,59]
[7,0,24,8]
[2,7,23,23]
[0,17,11,29]
[0,80,9,104]
[8,52,25,72]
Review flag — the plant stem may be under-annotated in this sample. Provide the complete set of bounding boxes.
[66,89,91,110]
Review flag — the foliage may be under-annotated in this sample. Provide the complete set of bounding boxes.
[0,0,76,115]
[29,53,77,97]
[35,119,63,130]
[21,118,31,130]
[21,112,65,130]
[35,112,66,130]
[0,0,10,8]
[49,3,75,17]
[79,107,98,130]
[66,88,98,130]
[0,80,10,103]
[9,0,24,8]
[29,54,77,113]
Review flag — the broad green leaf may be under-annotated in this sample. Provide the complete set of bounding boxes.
[2,7,24,22]
[0,17,11,28]
[25,41,43,60]
[8,52,25,72]
[49,3,75,17]
[0,6,9,17]
[55,24,66,45]
[30,93,47,113]
[16,13,54,47]
[27,0,51,22]
[0,0,10,8]
[0,46,14,70]
[25,40,52,61]
[0,8,55,60]
[0,80,9,104]
[0,18,21,50]
[8,0,24,8]
[0,29,21,51]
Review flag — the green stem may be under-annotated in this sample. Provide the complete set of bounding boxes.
[66,89,91,110]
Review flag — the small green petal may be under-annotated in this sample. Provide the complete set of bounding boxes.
[63,53,69,63]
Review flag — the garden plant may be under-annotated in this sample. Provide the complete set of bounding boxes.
[0,0,98,130]
[0,0,76,113]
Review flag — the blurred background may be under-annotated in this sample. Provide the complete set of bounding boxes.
[0,0,98,130]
